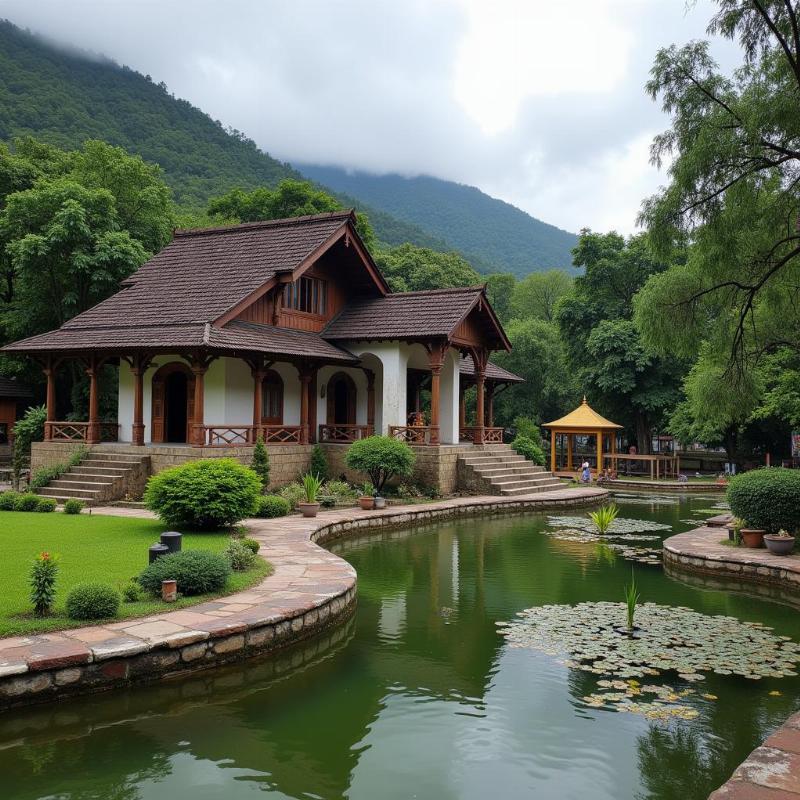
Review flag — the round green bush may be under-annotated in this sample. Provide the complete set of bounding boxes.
[63,498,85,515]
[511,435,545,466]
[15,493,41,512]
[345,435,415,491]
[143,458,262,529]
[241,537,261,554]
[65,584,121,620]
[138,549,231,596]
[225,538,256,571]
[0,491,20,510]
[35,497,57,513]
[278,482,304,510]
[727,468,800,534]
[257,494,291,518]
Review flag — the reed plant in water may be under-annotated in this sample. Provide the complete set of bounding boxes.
[589,503,619,535]
[623,568,640,630]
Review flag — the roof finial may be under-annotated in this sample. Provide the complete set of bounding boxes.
[582,395,587,404]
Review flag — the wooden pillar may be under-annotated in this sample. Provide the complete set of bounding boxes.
[428,344,446,445]
[485,383,495,427]
[131,356,147,446]
[43,357,57,441]
[550,429,556,473]
[86,356,100,445]
[365,369,375,435]
[596,430,602,474]
[567,434,573,471]
[472,347,487,445]
[191,360,208,446]
[297,363,313,445]
[252,366,265,434]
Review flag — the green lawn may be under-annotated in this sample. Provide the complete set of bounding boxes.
[0,511,270,637]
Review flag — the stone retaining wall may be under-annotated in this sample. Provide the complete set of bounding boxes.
[607,479,726,493]
[0,487,605,712]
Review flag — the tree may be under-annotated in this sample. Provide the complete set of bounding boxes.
[485,272,516,324]
[373,243,482,292]
[511,269,572,322]
[207,179,376,250]
[344,436,415,492]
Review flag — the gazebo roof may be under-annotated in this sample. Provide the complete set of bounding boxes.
[543,397,622,430]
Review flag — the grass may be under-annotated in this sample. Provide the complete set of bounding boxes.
[0,511,270,637]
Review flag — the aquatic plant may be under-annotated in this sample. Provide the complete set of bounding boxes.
[623,569,640,629]
[589,504,619,535]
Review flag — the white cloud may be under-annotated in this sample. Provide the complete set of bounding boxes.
[0,0,740,233]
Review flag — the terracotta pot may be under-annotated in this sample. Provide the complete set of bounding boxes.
[764,534,795,556]
[358,496,374,510]
[740,529,765,549]
[297,502,320,518]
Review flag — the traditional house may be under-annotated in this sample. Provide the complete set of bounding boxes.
[2,211,541,494]
[0,376,33,461]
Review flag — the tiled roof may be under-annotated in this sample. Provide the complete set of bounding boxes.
[458,356,522,384]
[544,397,622,430]
[62,211,353,330]
[3,324,208,352]
[0,376,33,398]
[323,286,484,340]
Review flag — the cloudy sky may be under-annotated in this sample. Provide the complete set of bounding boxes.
[1,0,739,233]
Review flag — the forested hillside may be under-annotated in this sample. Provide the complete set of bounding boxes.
[300,166,578,276]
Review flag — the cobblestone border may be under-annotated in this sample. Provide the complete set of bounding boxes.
[0,488,606,712]
[607,479,726,493]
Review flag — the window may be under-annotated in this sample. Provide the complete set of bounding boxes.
[283,276,327,315]
[0,423,7,445]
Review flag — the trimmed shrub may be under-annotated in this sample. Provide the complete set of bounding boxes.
[310,444,329,482]
[65,584,121,620]
[63,498,85,515]
[30,552,58,617]
[256,494,291,518]
[241,537,261,554]
[122,579,142,603]
[225,538,256,571]
[345,436,415,492]
[0,491,20,510]
[16,493,41,512]
[138,549,231,596]
[727,467,800,534]
[279,482,305,510]
[252,435,270,489]
[514,416,540,441]
[143,458,262,529]
[34,497,57,513]
[511,435,546,466]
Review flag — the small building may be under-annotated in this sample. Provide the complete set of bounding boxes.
[0,376,33,458]
[1,211,522,491]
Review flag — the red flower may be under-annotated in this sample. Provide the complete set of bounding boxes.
[39,552,50,561]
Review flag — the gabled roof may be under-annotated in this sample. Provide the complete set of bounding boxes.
[322,285,510,349]
[0,376,33,399]
[458,356,522,384]
[543,397,622,430]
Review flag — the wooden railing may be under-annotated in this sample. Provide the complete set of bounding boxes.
[45,422,119,442]
[200,424,304,446]
[460,426,504,444]
[318,424,373,443]
[389,425,434,445]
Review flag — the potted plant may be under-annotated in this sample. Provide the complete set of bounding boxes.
[727,516,744,543]
[358,482,375,511]
[297,473,323,518]
[764,528,796,556]
[740,525,765,549]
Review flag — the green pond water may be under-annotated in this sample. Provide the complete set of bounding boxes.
[2,493,800,800]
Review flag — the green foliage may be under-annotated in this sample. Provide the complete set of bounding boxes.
[485,273,516,324]
[29,552,58,617]
[589,504,619,536]
[143,458,261,529]
[65,583,120,620]
[15,493,41,512]
[11,406,46,485]
[225,538,256,571]
[345,436,415,492]
[301,472,324,503]
[122,579,142,603]
[0,491,19,510]
[727,468,800,534]
[138,549,231,596]
[256,494,291,518]
[278,482,305,510]
[322,480,357,504]
[309,444,329,483]
[623,569,640,630]
[240,537,260,555]
[63,498,85,515]
[513,416,540,440]
[34,497,57,513]
[251,435,270,490]
[511,435,545,466]
[374,243,481,292]
[511,269,573,322]
[29,445,88,490]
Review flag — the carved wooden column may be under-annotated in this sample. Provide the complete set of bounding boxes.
[252,366,265,435]
[190,359,209,446]
[131,355,149,446]
[472,348,488,445]
[485,382,495,427]
[365,369,375,435]
[86,355,101,444]
[43,356,57,441]
[297,363,314,445]
[427,343,446,446]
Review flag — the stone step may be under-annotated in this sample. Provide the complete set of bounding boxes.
[500,482,564,496]
[461,455,527,466]
[490,476,560,490]
[81,455,142,464]
[484,473,555,485]
[79,459,138,470]
[472,464,547,477]
[50,478,114,489]
[38,486,103,500]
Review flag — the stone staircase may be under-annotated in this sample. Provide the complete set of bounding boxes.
[457,444,563,496]
[36,450,151,506]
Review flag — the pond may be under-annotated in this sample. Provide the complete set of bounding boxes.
[2,493,799,800]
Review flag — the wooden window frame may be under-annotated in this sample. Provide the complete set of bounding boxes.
[283,276,328,316]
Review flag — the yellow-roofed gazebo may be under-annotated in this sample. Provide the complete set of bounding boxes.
[543,397,622,477]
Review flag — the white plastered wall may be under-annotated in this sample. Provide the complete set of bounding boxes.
[344,341,407,434]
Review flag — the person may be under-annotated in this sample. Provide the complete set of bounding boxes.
[580,461,591,483]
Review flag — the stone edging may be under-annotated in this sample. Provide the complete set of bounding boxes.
[0,487,606,712]
[663,526,800,593]
[607,479,726,493]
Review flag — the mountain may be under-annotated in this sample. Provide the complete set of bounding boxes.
[0,19,575,275]
[300,166,578,276]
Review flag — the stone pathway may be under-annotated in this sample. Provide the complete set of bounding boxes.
[0,487,605,710]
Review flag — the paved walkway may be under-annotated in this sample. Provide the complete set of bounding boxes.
[0,487,605,709]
